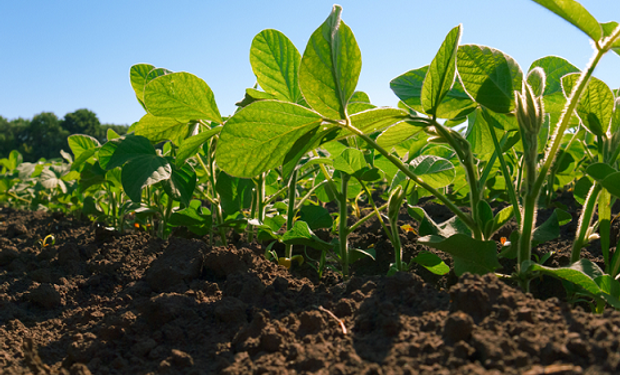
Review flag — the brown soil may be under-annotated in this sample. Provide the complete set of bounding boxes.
[2,196,620,375]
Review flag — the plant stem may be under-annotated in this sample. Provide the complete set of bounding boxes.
[348,202,389,233]
[285,169,298,259]
[339,173,350,279]
[359,180,392,243]
[484,111,522,224]
[570,183,602,263]
[432,122,482,240]
[343,125,479,237]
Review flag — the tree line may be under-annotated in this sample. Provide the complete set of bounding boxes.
[0,109,128,162]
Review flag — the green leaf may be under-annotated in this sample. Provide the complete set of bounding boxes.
[476,200,494,230]
[532,209,571,245]
[435,78,477,119]
[176,125,222,166]
[68,134,100,169]
[40,166,67,193]
[418,234,501,276]
[133,113,190,145]
[282,220,333,251]
[457,45,523,113]
[79,162,107,192]
[164,161,196,207]
[529,56,579,96]
[527,67,546,97]
[586,162,616,181]
[347,91,375,114]
[145,72,222,124]
[489,205,514,238]
[298,205,333,230]
[336,107,412,140]
[107,128,120,141]
[333,148,367,175]
[601,21,620,56]
[130,63,155,106]
[408,154,455,189]
[391,66,475,118]
[422,25,462,116]
[525,259,604,296]
[106,135,156,170]
[376,121,424,149]
[574,176,593,205]
[531,0,602,41]
[562,74,614,136]
[215,172,254,215]
[467,108,505,155]
[169,200,210,227]
[250,29,302,103]
[390,66,427,112]
[599,172,620,199]
[68,134,100,160]
[216,100,322,178]
[411,251,450,275]
[299,5,361,119]
[121,154,171,202]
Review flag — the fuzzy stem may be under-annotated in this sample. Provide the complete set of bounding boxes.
[285,169,298,259]
[570,183,602,263]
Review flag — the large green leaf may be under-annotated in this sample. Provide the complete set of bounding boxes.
[215,172,254,215]
[106,135,156,170]
[335,107,413,140]
[68,134,100,169]
[132,113,190,145]
[598,172,620,199]
[250,29,302,103]
[418,234,500,276]
[164,161,196,207]
[376,122,424,149]
[532,208,571,245]
[176,125,222,166]
[529,56,579,96]
[391,66,475,118]
[422,25,462,116]
[562,74,615,136]
[457,45,523,113]
[333,148,367,175]
[145,72,222,124]
[408,154,456,189]
[298,205,333,230]
[391,66,427,112]
[525,259,603,296]
[347,91,375,114]
[130,63,155,106]
[216,100,322,178]
[121,154,172,202]
[531,0,602,41]
[299,5,361,119]
[282,220,333,251]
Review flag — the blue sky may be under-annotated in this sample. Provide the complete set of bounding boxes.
[1,1,619,126]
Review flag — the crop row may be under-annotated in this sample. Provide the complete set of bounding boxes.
[2,0,620,313]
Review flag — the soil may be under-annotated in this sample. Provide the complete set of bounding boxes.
[2,193,620,375]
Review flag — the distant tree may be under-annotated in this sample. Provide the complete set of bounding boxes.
[0,116,29,158]
[20,112,69,161]
[61,108,101,135]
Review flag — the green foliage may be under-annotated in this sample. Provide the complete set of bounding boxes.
[3,0,620,312]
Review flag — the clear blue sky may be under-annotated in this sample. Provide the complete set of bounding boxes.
[1,1,619,126]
